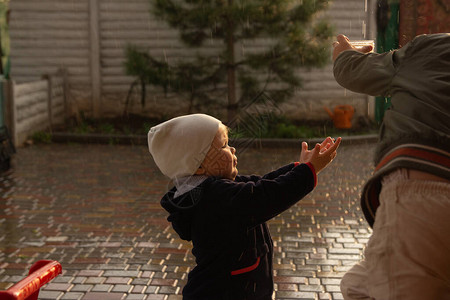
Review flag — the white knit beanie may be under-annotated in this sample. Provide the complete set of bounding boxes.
[148,114,222,179]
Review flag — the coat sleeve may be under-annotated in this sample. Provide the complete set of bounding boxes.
[213,163,315,226]
[235,163,297,183]
[333,50,398,96]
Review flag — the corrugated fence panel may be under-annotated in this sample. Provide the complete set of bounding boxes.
[9,0,374,121]
[14,80,47,98]
[98,0,372,119]
[99,0,225,116]
[282,0,370,120]
[99,0,164,111]
[9,0,91,108]
[14,80,49,130]
[9,72,67,146]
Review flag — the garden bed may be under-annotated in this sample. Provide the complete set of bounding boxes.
[32,113,380,146]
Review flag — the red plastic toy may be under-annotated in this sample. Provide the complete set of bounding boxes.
[0,260,62,300]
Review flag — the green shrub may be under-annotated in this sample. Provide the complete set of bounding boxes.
[32,131,52,144]
[98,122,115,134]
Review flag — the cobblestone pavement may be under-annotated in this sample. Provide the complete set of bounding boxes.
[0,142,375,300]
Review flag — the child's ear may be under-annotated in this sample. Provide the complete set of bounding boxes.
[195,165,206,175]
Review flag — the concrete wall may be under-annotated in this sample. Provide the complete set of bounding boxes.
[9,1,91,111]
[9,0,378,122]
[5,71,67,146]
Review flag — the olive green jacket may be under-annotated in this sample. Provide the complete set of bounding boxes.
[333,33,450,227]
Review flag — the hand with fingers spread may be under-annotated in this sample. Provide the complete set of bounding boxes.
[300,137,341,174]
[332,34,373,61]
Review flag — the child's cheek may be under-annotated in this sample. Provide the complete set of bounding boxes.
[214,154,232,173]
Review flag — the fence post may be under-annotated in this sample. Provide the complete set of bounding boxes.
[0,76,3,127]
[3,79,17,147]
[42,74,53,133]
[89,0,101,118]
[60,68,70,125]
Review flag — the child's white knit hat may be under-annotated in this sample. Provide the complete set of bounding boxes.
[148,114,222,179]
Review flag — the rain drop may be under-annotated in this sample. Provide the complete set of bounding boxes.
[362,21,367,38]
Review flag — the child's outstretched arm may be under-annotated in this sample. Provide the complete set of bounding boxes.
[300,137,341,174]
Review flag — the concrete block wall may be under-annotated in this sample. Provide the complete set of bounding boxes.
[8,0,378,122]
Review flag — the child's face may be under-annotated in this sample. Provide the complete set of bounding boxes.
[197,124,238,180]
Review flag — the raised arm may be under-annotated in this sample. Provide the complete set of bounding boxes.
[332,34,398,96]
[215,137,341,226]
[236,163,299,183]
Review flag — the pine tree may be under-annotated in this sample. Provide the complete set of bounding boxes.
[131,0,334,123]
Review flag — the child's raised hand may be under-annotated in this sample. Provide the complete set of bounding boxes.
[299,137,342,174]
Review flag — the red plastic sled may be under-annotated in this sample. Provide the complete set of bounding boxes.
[0,260,62,300]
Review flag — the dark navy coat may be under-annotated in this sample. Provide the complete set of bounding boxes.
[160,162,316,300]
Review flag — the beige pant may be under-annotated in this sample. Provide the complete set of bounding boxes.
[341,169,450,300]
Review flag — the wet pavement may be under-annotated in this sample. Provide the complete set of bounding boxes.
[0,141,375,300]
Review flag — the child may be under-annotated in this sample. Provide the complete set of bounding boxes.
[148,113,341,300]
[333,33,450,299]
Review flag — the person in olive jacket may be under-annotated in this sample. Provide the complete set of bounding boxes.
[148,114,341,300]
[333,33,450,300]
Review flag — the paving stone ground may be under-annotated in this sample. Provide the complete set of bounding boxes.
[0,142,376,300]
